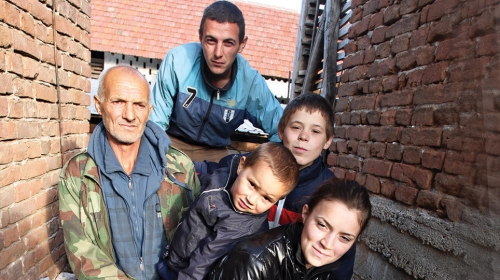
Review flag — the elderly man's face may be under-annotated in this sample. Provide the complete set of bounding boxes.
[95,70,152,145]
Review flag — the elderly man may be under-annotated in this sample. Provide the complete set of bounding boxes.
[58,65,201,279]
[150,1,283,162]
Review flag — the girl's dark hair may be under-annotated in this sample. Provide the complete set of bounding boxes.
[307,178,372,234]
[199,1,245,42]
[243,142,299,193]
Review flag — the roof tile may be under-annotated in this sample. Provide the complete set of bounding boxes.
[90,0,299,78]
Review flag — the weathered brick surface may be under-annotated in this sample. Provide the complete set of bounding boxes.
[0,0,90,278]
[330,0,497,238]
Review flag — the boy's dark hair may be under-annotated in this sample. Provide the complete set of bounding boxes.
[243,142,299,193]
[278,93,335,140]
[199,1,246,42]
[307,178,372,235]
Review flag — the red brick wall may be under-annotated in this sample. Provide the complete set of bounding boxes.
[330,0,500,221]
[329,0,500,277]
[0,0,91,278]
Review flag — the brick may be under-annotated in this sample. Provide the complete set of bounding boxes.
[384,4,400,25]
[427,15,455,43]
[363,0,380,17]
[375,41,391,59]
[342,51,365,69]
[426,0,460,21]
[401,127,442,146]
[459,185,487,211]
[0,25,13,48]
[414,84,460,105]
[34,83,57,103]
[4,1,21,29]
[21,11,36,37]
[368,11,384,31]
[347,126,370,141]
[391,162,416,184]
[6,51,23,76]
[380,178,396,198]
[410,27,429,48]
[355,173,367,186]
[371,26,387,44]
[365,175,381,193]
[366,111,380,124]
[413,168,433,190]
[380,110,396,126]
[340,112,351,125]
[422,62,448,84]
[434,106,459,125]
[370,127,400,142]
[421,149,445,169]
[411,106,434,126]
[391,34,410,54]
[440,196,462,222]
[477,33,499,56]
[400,0,419,15]
[395,184,418,205]
[416,190,441,209]
[348,65,369,81]
[349,16,371,38]
[386,14,420,39]
[326,153,338,166]
[9,99,23,118]
[12,29,42,61]
[435,35,475,61]
[22,56,40,79]
[0,121,18,140]
[333,167,346,179]
[350,112,362,125]
[338,82,361,97]
[357,142,372,158]
[435,173,463,196]
[13,78,34,98]
[395,109,412,126]
[370,142,385,158]
[349,95,377,110]
[0,184,15,209]
[381,75,398,92]
[485,134,500,156]
[443,152,472,176]
[338,154,363,171]
[380,89,413,107]
[363,158,393,177]
[414,45,434,66]
[366,58,396,78]
[403,146,421,164]
[337,139,348,154]
[347,141,359,154]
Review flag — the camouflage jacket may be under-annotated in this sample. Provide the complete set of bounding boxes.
[58,147,201,280]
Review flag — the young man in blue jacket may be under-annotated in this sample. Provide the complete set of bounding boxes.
[150,1,283,162]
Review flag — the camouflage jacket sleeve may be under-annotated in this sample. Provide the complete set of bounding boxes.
[159,146,202,242]
[58,153,131,280]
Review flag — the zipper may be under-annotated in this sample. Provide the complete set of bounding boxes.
[196,89,217,142]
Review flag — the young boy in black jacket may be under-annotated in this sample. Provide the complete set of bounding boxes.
[158,142,299,280]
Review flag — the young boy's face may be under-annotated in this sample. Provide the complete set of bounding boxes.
[231,158,289,215]
[279,108,333,169]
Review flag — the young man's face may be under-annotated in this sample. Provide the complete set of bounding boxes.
[231,158,289,215]
[279,109,333,169]
[199,18,247,82]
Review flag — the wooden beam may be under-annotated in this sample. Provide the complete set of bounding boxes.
[321,0,341,107]
[302,13,326,94]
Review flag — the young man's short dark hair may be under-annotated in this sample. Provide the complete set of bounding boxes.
[199,0,246,42]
